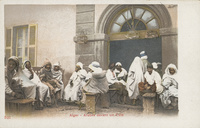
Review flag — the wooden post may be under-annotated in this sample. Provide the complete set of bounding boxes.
[142,93,156,115]
[85,93,96,114]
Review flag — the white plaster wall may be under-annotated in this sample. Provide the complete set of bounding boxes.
[5,5,76,74]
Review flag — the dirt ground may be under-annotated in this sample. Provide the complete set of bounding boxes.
[5,101,178,119]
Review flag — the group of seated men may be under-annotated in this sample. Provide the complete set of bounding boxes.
[5,51,178,110]
[5,57,64,109]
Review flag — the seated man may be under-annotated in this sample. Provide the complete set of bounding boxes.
[63,62,87,102]
[23,60,51,109]
[5,56,37,101]
[5,56,25,100]
[39,59,61,106]
[138,64,163,95]
[52,62,64,101]
[114,62,128,85]
[81,61,110,108]
[106,63,127,104]
[160,64,178,110]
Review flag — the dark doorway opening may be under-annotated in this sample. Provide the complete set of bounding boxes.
[110,37,162,71]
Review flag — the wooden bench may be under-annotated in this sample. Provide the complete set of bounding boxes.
[142,93,156,114]
[5,99,35,116]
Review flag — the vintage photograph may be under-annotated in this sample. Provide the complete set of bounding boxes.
[4,4,178,118]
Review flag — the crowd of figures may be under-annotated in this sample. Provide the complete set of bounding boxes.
[5,51,178,111]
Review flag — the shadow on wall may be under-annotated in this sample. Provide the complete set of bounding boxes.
[63,72,72,88]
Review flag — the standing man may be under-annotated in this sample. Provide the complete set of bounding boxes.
[140,51,150,74]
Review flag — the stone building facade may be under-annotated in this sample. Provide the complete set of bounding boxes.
[5,4,177,85]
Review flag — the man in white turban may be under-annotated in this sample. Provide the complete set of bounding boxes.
[63,62,87,102]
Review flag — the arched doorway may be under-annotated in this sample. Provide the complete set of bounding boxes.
[97,5,174,71]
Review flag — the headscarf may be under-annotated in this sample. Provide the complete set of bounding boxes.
[84,61,108,94]
[23,60,31,68]
[40,59,53,80]
[76,62,83,69]
[115,62,122,67]
[140,51,148,60]
[152,62,158,69]
[8,56,20,72]
[23,60,39,82]
[42,59,52,68]
[89,61,102,73]
[52,62,62,81]
[163,64,178,80]
[53,62,61,68]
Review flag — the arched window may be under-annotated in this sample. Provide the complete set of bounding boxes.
[108,6,160,39]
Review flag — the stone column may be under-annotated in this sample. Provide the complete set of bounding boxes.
[160,28,178,71]
[75,5,109,70]
[143,93,156,115]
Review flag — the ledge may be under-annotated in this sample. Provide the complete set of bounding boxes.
[74,33,109,43]
[160,28,177,36]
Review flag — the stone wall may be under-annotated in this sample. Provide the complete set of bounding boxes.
[76,4,178,72]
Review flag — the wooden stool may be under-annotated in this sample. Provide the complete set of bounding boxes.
[142,93,156,114]
[5,99,35,116]
[85,93,96,114]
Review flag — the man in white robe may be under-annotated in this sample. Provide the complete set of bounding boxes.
[5,56,25,100]
[114,62,128,86]
[63,62,87,102]
[23,60,51,108]
[126,57,144,105]
[139,64,163,95]
[106,63,127,104]
[160,64,178,109]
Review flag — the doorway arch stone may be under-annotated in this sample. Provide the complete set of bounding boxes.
[96,5,177,71]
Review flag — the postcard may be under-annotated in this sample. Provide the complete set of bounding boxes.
[0,0,200,128]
